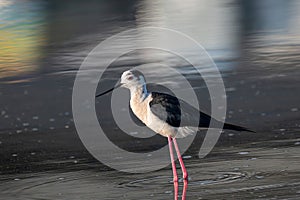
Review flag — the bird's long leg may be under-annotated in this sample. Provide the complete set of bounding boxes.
[168,136,178,182]
[173,180,178,200]
[181,179,188,200]
[172,138,188,180]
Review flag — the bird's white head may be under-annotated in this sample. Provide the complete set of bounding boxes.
[120,69,146,89]
[95,69,148,98]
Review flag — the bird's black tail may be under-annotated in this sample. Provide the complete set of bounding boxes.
[198,111,255,132]
[223,122,255,132]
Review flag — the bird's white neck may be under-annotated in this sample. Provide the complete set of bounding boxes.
[129,84,149,102]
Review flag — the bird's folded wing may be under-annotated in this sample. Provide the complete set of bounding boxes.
[149,92,214,128]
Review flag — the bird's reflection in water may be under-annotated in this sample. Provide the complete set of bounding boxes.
[174,180,188,200]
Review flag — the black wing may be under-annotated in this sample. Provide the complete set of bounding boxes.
[149,92,212,128]
[149,92,254,132]
[149,92,182,127]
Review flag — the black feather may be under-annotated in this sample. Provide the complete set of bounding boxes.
[223,123,255,132]
[149,92,254,132]
[149,92,181,127]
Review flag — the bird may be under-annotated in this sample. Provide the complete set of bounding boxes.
[96,69,254,182]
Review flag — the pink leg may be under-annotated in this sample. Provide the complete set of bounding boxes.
[173,138,188,180]
[174,180,178,200]
[168,136,178,182]
[181,179,188,200]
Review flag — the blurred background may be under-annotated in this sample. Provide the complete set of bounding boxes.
[0,0,299,199]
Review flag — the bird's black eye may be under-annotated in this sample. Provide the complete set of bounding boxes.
[127,76,134,80]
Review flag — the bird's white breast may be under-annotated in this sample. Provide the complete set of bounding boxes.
[130,93,178,137]
[129,94,150,124]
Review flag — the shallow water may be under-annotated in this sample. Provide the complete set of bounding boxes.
[1,0,300,199]
[1,139,300,199]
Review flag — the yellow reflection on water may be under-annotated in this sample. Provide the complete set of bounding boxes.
[0,0,45,80]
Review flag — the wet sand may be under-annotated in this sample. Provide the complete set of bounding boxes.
[1,129,299,199]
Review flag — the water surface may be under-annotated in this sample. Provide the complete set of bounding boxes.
[0,0,300,199]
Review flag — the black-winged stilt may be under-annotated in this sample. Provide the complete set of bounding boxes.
[96,69,253,182]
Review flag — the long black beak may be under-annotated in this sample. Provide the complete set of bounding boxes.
[96,83,122,97]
